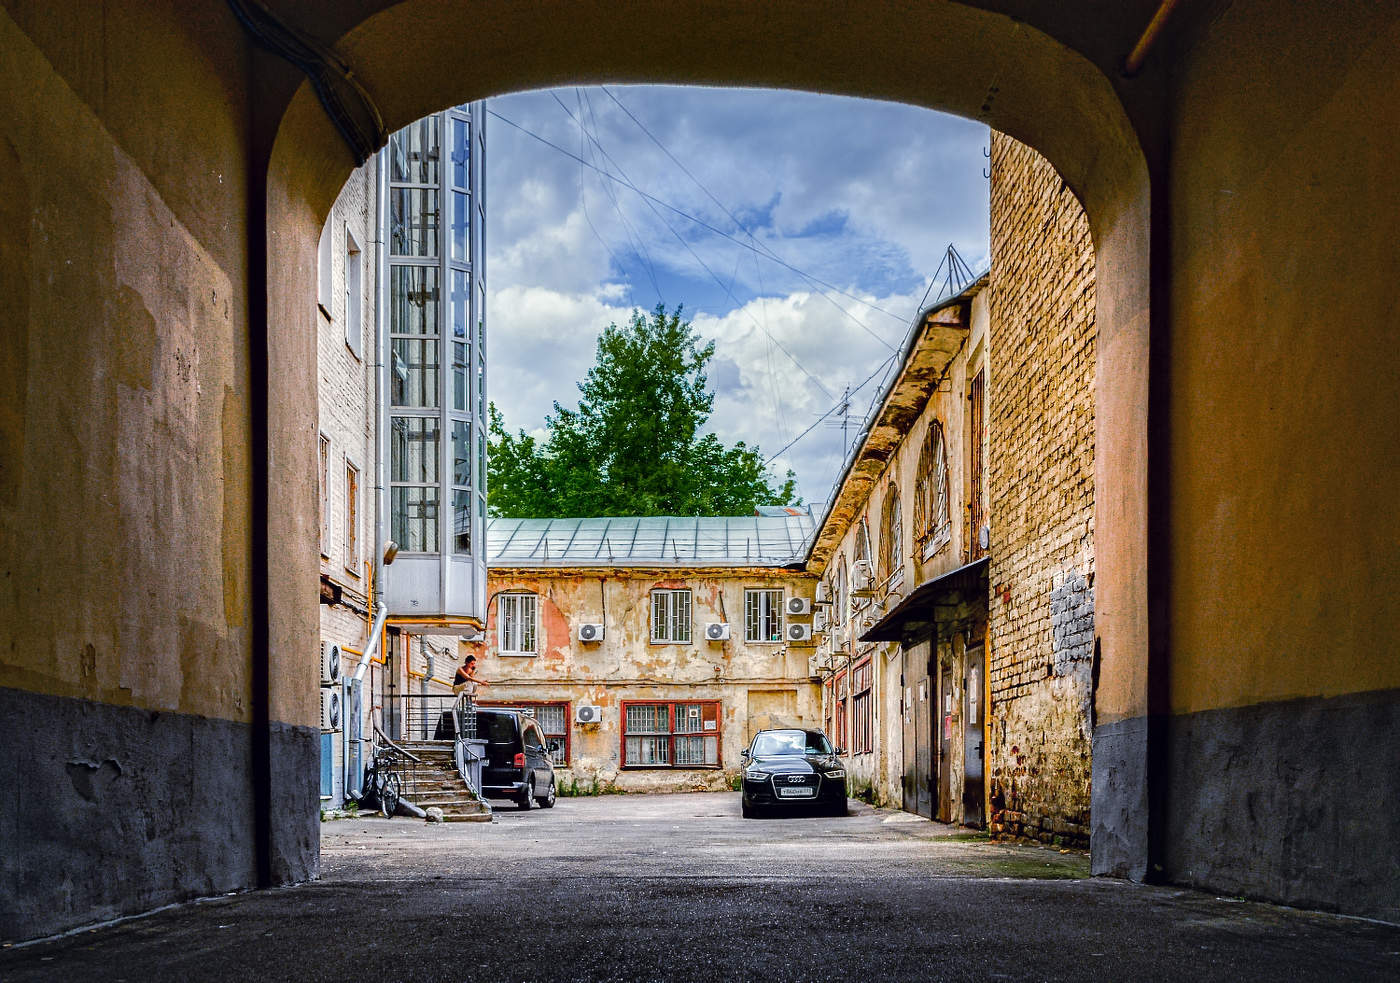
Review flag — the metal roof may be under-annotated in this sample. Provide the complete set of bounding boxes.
[487,513,816,568]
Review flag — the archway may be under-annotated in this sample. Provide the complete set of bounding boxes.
[260,0,1151,885]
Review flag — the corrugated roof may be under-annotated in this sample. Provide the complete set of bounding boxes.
[487,513,816,568]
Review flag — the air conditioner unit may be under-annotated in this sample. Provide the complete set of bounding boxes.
[813,611,829,633]
[321,687,342,731]
[815,581,833,605]
[786,596,812,616]
[787,623,814,643]
[578,622,605,642]
[851,560,875,593]
[704,622,731,641]
[321,642,341,685]
[575,704,603,725]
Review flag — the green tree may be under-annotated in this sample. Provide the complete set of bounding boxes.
[488,304,798,518]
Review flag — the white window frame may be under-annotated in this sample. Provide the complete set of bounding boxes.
[650,589,692,644]
[744,588,784,643]
[497,593,539,656]
[344,459,360,576]
[317,219,333,316]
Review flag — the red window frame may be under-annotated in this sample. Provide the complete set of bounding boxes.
[478,700,571,766]
[851,657,873,754]
[620,700,722,769]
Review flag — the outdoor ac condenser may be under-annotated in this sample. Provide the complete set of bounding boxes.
[321,687,342,731]
[787,623,814,643]
[786,596,812,615]
[321,641,341,685]
[578,623,605,642]
[705,622,731,641]
[575,704,602,725]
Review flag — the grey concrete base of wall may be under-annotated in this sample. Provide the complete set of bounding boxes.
[1163,687,1400,923]
[0,687,320,942]
[1091,715,1150,880]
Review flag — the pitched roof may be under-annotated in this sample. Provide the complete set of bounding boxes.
[487,513,816,568]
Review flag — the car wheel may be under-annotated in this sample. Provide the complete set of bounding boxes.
[517,777,534,811]
[538,777,556,809]
[826,800,849,817]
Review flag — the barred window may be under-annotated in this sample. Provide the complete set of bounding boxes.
[623,701,720,768]
[650,589,692,643]
[851,658,873,754]
[498,593,538,655]
[913,421,951,556]
[744,589,784,642]
[879,488,903,589]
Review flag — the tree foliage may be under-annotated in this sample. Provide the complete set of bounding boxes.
[488,305,798,518]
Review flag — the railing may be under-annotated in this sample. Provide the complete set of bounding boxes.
[382,692,478,743]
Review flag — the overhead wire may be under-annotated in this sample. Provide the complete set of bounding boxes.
[600,84,901,354]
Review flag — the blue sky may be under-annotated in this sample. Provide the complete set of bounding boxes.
[487,85,989,511]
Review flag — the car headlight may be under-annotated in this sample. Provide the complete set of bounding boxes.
[744,768,770,781]
[824,768,846,779]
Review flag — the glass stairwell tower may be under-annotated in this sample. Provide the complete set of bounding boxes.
[378,104,487,629]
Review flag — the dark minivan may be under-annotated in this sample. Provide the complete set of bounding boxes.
[476,708,557,810]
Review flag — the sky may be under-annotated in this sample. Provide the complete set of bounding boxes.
[486,85,989,513]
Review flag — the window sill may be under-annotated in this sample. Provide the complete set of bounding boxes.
[345,340,363,362]
[649,639,692,646]
[343,566,360,580]
[621,765,722,771]
[498,651,538,658]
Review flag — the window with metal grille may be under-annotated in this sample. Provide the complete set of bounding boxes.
[913,420,951,557]
[851,658,873,754]
[622,701,720,768]
[650,589,692,644]
[880,488,903,590]
[487,702,569,765]
[744,588,784,642]
[497,593,538,655]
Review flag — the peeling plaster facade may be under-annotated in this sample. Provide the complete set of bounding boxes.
[483,562,821,792]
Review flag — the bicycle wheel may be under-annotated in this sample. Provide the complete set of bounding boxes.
[380,772,402,818]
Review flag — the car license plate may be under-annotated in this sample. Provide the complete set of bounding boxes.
[777,787,815,798]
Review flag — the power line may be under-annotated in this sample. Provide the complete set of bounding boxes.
[488,107,903,344]
[599,85,900,353]
[765,351,898,466]
[543,97,836,401]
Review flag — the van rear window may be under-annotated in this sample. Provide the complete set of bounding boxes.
[478,711,518,745]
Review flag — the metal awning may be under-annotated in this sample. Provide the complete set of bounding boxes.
[858,557,989,642]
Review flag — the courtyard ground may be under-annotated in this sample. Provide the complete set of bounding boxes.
[3,792,1397,981]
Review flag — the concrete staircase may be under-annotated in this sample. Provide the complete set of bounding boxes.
[399,741,492,822]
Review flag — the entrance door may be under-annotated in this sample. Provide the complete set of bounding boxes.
[962,649,985,827]
[901,653,916,814]
[936,660,953,822]
[915,667,932,819]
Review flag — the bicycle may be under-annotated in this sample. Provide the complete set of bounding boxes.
[360,745,403,818]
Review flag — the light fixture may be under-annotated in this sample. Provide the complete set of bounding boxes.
[382,540,399,565]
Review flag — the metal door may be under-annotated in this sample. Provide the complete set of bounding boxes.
[901,655,915,813]
[937,661,952,823]
[915,662,933,820]
[962,649,985,826]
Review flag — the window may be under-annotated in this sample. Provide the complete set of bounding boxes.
[486,701,569,765]
[913,421,951,557]
[851,658,873,753]
[834,671,848,751]
[831,558,846,627]
[317,220,332,315]
[497,593,538,655]
[344,227,362,357]
[968,369,987,560]
[852,521,873,600]
[650,589,691,644]
[744,589,783,642]
[622,701,720,768]
[390,416,440,552]
[879,488,903,590]
[318,434,330,557]
[344,462,360,574]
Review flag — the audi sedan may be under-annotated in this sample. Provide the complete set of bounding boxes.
[740,728,848,818]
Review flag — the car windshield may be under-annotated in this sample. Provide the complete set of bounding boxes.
[751,730,832,757]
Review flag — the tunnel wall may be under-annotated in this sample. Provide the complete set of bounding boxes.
[1157,0,1400,920]
[0,1,318,941]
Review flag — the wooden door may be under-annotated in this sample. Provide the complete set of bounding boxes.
[937,660,952,823]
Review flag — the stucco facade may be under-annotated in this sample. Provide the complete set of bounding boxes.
[484,521,822,791]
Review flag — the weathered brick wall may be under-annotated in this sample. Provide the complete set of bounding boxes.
[986,133,1096,847]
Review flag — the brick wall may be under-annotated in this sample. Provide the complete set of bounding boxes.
[986,133,1096,847]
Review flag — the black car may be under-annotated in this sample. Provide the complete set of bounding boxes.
[476,708,557,810]
[740,728,848,818]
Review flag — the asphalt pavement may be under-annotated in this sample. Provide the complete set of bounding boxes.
[3,792,1397,981]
